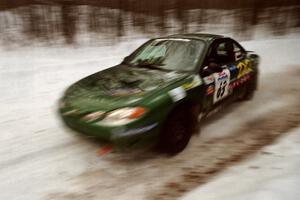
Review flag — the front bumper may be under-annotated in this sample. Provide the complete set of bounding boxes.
[61,114,160,150]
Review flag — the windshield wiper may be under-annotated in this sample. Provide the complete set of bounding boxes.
[138,63,161,70]
[136,63,171,72]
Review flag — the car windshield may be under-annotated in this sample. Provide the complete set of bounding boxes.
[124,38,205,72]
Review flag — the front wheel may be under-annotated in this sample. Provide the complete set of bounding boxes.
[158,105,198,155]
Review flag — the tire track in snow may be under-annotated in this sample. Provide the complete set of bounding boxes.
[149,100,300,200]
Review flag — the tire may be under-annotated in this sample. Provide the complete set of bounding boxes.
[159,104,198,155]
[239,76,257,101]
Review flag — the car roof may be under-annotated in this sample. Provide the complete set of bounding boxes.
[164,33,224,42]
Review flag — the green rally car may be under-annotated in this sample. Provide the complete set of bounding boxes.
[59,33,260,154]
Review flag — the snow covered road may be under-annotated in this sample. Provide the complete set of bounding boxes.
[183,127,300,200]
[1,37,300,200]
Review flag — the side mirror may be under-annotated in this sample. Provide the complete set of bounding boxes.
[214,65,223,73]
[208,62,223,73]
[202,64,223,77]
[201,66,212,77]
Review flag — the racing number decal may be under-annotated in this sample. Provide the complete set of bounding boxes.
[213,69,230,103]
[217,80,227,99]
[237,59,251,79]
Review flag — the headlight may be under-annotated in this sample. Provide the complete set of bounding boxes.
[100,107,146,126]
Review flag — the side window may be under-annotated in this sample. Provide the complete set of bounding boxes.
[209,41,235,64]
[216,42,228,57]
[233,43,244,61]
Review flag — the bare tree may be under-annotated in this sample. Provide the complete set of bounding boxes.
[61,3,77,44]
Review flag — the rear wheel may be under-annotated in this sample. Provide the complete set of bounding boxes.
[159,104,198,155]
[239,76,257,101]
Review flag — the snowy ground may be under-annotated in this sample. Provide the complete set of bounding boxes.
[0,36,300,200]
[183,128,300,200]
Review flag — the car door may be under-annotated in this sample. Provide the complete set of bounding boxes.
[200,39,235,111]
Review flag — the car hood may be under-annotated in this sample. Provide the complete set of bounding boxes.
[61,65,189,112]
